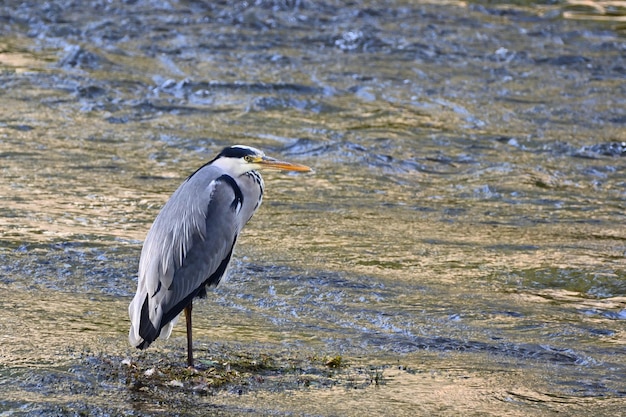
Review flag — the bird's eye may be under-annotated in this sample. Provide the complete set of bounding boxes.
[244,155,254,163]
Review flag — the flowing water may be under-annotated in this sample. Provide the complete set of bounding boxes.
[0,1,625,416]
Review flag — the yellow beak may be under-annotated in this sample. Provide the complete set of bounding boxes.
[255,156,311,172]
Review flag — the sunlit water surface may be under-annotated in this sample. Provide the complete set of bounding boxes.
[0,1,625,416]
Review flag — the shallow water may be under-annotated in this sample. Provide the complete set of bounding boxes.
[0,1,625,416]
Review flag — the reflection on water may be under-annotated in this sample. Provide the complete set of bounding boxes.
[0,0,625,415]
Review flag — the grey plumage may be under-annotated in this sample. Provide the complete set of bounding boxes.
[128,145,310,366]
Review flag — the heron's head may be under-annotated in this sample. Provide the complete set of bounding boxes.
[211,145,311,176]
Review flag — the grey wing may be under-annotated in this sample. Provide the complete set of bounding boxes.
[128,167,244,348]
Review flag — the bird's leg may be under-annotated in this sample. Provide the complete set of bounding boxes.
[184,302,194,368]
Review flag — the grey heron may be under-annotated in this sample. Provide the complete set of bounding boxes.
[128,145,311,367]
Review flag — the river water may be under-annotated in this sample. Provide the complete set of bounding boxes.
[0,1,625,416]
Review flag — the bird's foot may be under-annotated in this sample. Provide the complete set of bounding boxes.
[186,365,200,373]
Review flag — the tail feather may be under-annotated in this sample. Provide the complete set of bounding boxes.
[129,294,159,349]
[129,293,180,349]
